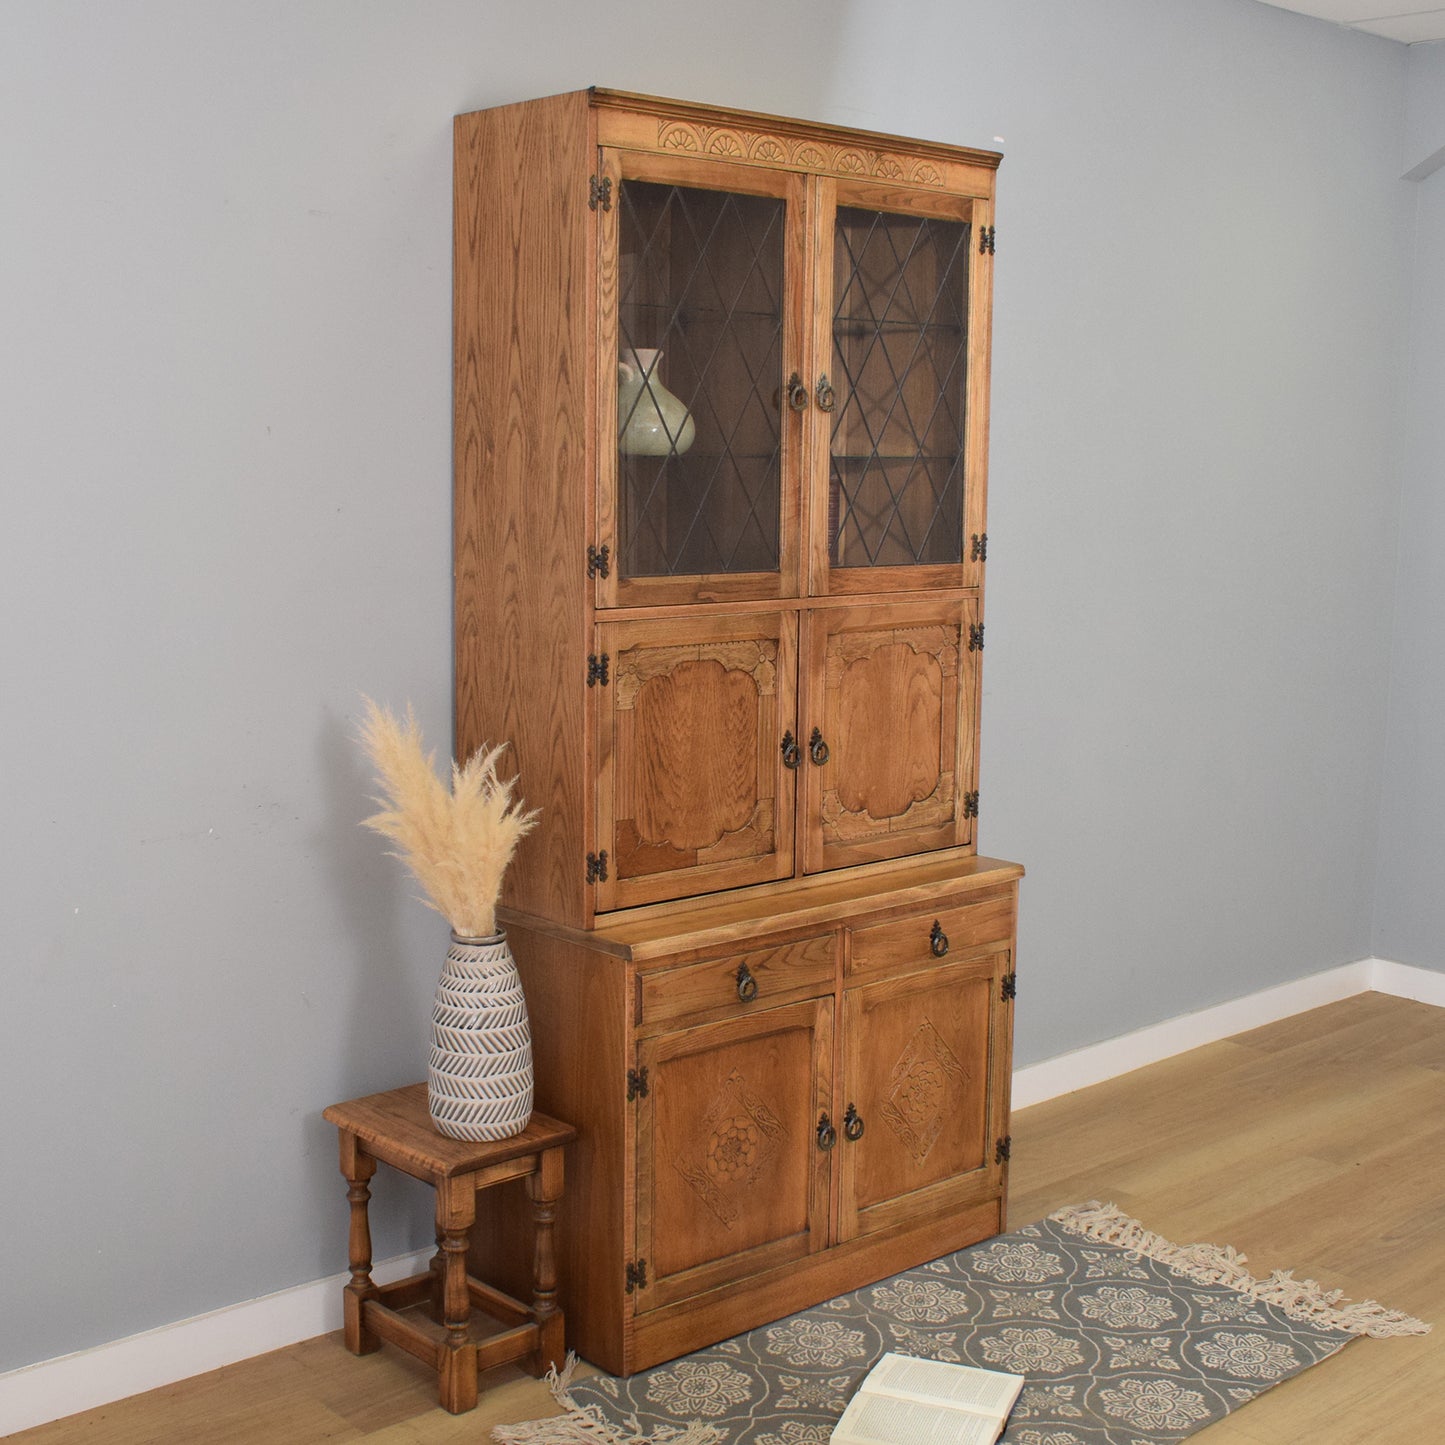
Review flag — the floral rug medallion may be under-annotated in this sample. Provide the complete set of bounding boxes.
[494,1203,1428,1445]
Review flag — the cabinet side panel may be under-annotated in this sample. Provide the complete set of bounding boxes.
[454,94,594,926]
[464,925,631,1375]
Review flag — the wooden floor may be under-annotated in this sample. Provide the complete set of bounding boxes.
[14,991,1443,1443]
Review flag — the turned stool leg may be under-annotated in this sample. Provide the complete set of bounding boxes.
[428,1223,447,1318]
[338,1133,379,1355]
[526,1146,566,1375]
[435,1176,479,1414]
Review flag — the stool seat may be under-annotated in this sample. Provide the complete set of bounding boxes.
[324,1084,576,1414]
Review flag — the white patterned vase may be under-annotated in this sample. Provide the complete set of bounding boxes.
[617,347,696,456]
[427,931,534,1141]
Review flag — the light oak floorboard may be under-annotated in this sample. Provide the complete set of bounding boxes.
[14,993,1441,1442]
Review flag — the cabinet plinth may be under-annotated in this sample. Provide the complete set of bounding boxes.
[454,88,1018,1376]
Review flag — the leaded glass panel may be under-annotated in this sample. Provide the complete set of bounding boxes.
[828,207,971,569]
[616,180,785,580]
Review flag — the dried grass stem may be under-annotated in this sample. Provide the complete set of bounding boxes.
[358,699,537,937]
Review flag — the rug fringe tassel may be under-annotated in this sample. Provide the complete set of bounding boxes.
[492,1354,724,1445]
[1051,1201,1431,1338]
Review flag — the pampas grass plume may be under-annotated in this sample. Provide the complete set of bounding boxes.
[358,699,538,938]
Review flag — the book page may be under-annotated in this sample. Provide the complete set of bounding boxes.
[832,1392,1005,1445]
[864,1353,1024,1415]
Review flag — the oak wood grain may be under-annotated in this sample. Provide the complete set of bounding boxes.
[453,93,596,928]
[636,995,834,1310]
[838,953,1003,1241]
[801,596,978,872]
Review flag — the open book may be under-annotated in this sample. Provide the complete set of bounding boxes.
[831,1352,1025,1445]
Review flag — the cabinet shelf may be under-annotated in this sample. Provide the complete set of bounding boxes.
[832,319,965,338]
[832,452,963,463]
[620,301,783,325]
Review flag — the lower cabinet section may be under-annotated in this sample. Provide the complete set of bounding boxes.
[473,857,1021,1377]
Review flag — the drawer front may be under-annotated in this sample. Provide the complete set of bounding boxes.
[848,890,1014,980]
[639,934,836,1033]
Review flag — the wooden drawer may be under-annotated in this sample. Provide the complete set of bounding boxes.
[638,934,836,1033]
[847,890,1014,980]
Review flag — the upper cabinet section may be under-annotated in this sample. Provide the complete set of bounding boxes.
[454,91,1000,926]
[591,92,998,609]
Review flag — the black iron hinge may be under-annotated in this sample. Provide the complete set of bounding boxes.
[587,653,610,687]
[968,623,985,652]
[587,543,611,579]
[625,1259,648,1293]
[589,175,612,212]
[1001,971,1017,1001]
[963,790,980,820]
[971,532,988,563]
[627,1066,649,1102]
[979,225,996,254]
[995,1135,1012,1164]
[586,850,609,884]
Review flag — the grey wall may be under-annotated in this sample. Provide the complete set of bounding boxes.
[1373,43,1445,970]
[0,0,1417,1377]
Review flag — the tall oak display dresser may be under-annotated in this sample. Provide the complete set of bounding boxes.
[453,87,1022,1376]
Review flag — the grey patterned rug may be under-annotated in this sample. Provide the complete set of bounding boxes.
[495,1203,1428,1445]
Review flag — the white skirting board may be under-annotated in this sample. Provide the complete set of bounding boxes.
[0,1246,433,1438]
[4,959,1443,1436]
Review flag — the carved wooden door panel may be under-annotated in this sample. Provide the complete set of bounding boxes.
[594,611,798,910]
[837,951,1008,1243]
[799,597,978,874]
[634,996,834,1312]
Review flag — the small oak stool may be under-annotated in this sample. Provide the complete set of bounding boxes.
[323,1083,576,1414]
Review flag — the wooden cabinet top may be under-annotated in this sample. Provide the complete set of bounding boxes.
[503,852,1022,963]
[460,87,1003,183]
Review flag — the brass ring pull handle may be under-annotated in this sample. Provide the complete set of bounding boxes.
[816,1112,837,1151]
[929,920,949,957]
[786,372,810,412]
[843,1103,865,1142]
[781,730,802,770]
[736,962,759,1003]
[809,727,830,766]
[815,374,836,413]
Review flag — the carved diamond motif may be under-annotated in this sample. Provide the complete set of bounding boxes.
[880,1019,968,1165]
[671,1069,785,1228]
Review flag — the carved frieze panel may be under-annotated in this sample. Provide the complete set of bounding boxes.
[657,121,946,187]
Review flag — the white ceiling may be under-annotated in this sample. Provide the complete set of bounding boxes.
[1256,0,1445,42]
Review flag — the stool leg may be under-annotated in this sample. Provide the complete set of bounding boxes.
[338,1133,379,1355]
[525,1146,566,1375]
[436,1176,479,1414]
[428,1224,446,1319]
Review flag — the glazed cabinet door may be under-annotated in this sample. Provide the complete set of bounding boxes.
[633,996,834,1311]
[799,596,979,874]
[594,610,798,910]
[837,949,1010,1242]
[806,180,991,597]
[596,150,809,607]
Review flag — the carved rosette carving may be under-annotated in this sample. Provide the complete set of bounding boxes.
[671,1069,786,1228]
[880,1019,968,1165]
[657,121,948,187]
